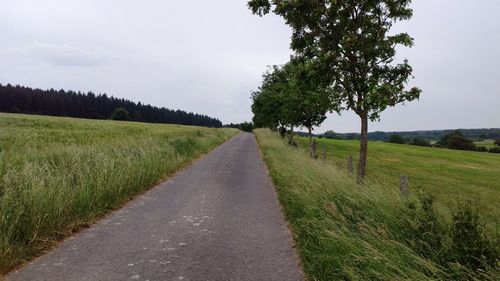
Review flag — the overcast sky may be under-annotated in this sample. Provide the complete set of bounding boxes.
[1,0,499,133]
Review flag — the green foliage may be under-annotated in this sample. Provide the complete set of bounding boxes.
[251,58,334,132]
[495,139,500,146]
[449,202,499,272]
[323,130,342,140]
[110,107,129,121]
[489,147,500,153]
[248,0,422,179]
[411,138,432,147]
[476,146,488,152]
[0,113,237,275]
[225,122,254,132]
[438,130,476,151]
[388,134,405,144]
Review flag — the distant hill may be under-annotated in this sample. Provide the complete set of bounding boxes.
[0,83,222,127]
[318,128,500,141]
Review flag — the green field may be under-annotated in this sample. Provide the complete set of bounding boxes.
[475,139,498,149]
[302,136,500,226]
[0,113,237,275]
[255,129,499,280]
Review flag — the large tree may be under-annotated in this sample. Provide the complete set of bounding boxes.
[249,0,421,179]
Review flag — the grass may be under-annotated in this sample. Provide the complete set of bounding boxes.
[305,137,500,228]
[254,129,499,280]
[0,113,238,275]
[474,139,497,149]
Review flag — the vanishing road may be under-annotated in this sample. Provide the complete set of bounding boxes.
[6,133,303,281]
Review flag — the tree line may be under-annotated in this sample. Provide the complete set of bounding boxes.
[321,128,500,142]
[248,0,421,179]
[0,83,222,127]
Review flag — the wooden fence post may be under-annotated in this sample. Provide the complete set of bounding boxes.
[400,175,409,195]
[347,155,354,174]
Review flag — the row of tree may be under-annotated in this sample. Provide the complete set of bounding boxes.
[388,130,500,153]
[224,122,254,132]
[0,83,222,127]
[248,0,421,179]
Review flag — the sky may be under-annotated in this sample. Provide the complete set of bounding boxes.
[0,0,499,133]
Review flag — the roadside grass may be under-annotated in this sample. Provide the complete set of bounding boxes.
[300,137,500,229]
[254,129,499,280]
[0,113,238,275]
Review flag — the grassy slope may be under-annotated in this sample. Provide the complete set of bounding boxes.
[301,137,500,227]
[0,113,238,275]
[255,129,498,280]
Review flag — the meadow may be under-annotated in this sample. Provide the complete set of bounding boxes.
[303,136,500,227]
[475,139,497,150]
[0,113,237,275]
[255,129,499,280]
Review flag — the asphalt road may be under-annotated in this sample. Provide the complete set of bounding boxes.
[6,132,303,281]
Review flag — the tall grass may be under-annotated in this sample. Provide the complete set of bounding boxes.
[254,129,498,280]
[0,113,237,275]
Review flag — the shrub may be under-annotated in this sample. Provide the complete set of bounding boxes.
[323,130,342,139]
[411,138,432,147]
[110,107,129,121]
[388,134,405,144]
[476,146,488,152]
[489,147,500,153]
[494,139,500,146]
[449,202,499,271]
[438,130,476,151]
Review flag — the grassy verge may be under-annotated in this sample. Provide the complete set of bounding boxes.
[0,113,238,275]
[255,129,498,280]
[298,137,500,228]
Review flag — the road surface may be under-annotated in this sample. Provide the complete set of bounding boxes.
[6,133,303,281]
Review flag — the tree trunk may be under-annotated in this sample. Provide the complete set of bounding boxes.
[358,113,368,181]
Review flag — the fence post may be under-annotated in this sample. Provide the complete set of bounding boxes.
[400,175,409,196]
[347,155,354,174]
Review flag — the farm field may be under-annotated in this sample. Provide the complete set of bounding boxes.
[474,139,497,149]
[0,113,237,275]
[255,129,499,280]
[301,136,500,226]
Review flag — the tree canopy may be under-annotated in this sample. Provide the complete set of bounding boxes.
[248,0,421,179]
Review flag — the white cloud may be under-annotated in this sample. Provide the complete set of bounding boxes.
[4,41,106,67]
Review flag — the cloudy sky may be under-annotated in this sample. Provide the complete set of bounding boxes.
[1,0,498,133]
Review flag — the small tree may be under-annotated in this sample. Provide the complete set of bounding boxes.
[438,130,476,151]
[389,134,405,144]
[249,0,421,179]
[111,107,129,121]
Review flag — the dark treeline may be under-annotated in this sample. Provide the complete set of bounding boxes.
[0,83,222,127]
[320,129,500,141]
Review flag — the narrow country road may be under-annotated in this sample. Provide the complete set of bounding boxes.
[6,133,303,281]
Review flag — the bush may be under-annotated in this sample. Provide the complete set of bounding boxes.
[476,146,488,152]
[449,202,499,271]
[494,139,500,146]
[489,147,500,153]
[323,130,342,139]
[411,138,432,147]
[110,107,129,121]
[388,134,405,144]
[438,130,476,151]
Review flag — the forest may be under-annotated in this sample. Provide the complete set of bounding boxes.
[0,83,222,127]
